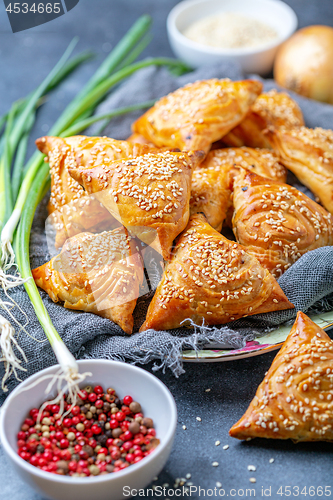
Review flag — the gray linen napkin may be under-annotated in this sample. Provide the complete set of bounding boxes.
[1,61,333,403]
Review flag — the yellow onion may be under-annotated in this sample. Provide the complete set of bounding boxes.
[274,25,333,104]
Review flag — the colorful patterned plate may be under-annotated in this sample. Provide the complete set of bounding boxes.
[182,311,333,362]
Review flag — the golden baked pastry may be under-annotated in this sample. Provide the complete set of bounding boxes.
[190,147,288,231]
[32,228,143,334]
[47,195,120,249]
[132,79,262,153]
[232,168,333,278]
[140,214,294,332]
[69,150,205,260]
[223,89,304,149]
[265,126,333,213]
[36,135,154,247]
[230,311,333,442]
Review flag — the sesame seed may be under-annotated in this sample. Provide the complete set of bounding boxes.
[212,462,219,467]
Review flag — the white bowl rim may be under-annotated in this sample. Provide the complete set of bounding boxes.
[167,0,298,56]
[0,359,177,484]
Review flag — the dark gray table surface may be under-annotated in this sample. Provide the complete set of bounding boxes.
[1,1,333,499]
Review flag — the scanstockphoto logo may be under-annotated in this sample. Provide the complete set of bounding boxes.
[3,0,80,32]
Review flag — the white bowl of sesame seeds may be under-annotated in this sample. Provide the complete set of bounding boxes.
[167,0,298,75]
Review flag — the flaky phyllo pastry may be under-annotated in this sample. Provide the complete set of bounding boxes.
[232,168,333,278]
[36,135,154,247]
[223,89,304,149]
[230,311,333,442]
[32,228,144,334]
[266,126,333,214]
[140,214,294,332]
[132,78,262,153]
[69,150,204,260]
[190,147,287,231]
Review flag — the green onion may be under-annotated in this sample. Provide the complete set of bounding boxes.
[61,100,156,137]
[15,162,79,376]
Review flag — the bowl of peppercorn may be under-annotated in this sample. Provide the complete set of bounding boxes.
[0,359,177,500]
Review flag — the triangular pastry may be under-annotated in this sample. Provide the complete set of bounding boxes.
[36,135,154,246]
[140,214,294,332]
[265,126,333,214]
[69,150,205,260]
[229,311,333,442]
[223,89,304,149]
[32,227,144,334]
[190,147,287,231]
[132,78,262,153]
[232,168,333,278]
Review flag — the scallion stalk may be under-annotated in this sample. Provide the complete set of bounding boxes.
[15,162,78,376]
[61,100,156,137]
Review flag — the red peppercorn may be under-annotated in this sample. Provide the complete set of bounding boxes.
[121,406,132,416]
[38,457,47,467]
[124,430,133,441]
[115,411,125,422]
[95,399,103,409]
[30,455,39,466]
[122,441,133,452]
[123,395,133,406]
[111,450,121,460]
[126,453,135,463]
[59,438,69,449]
[133,456,143,463]
[110,419,119,429]
[71,416,80,426]
[63,418,72,428]
[147,428,156,437]
[17,431,27,441]
[89,438,97,448]
[133,449,143,457]
[71,405,80,416]
[91,424,102,435]
[29,408,39,417]
[88,393,97,403]
[68,461,77,472]
[79,390,88,400]
[98,413,107,422]
[121,421,130,431]
[55,431,64,441]
[94,385,103,394]
[120,462,129,470]
[85,429,93,438]
[51,405,60,414]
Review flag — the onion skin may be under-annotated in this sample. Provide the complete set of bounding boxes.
[274,25,333,104]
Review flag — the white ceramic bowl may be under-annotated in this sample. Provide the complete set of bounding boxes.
[167,0,298,75]
[0,360,177,500]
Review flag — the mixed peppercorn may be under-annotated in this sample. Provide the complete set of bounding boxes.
[16,385,159,477]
